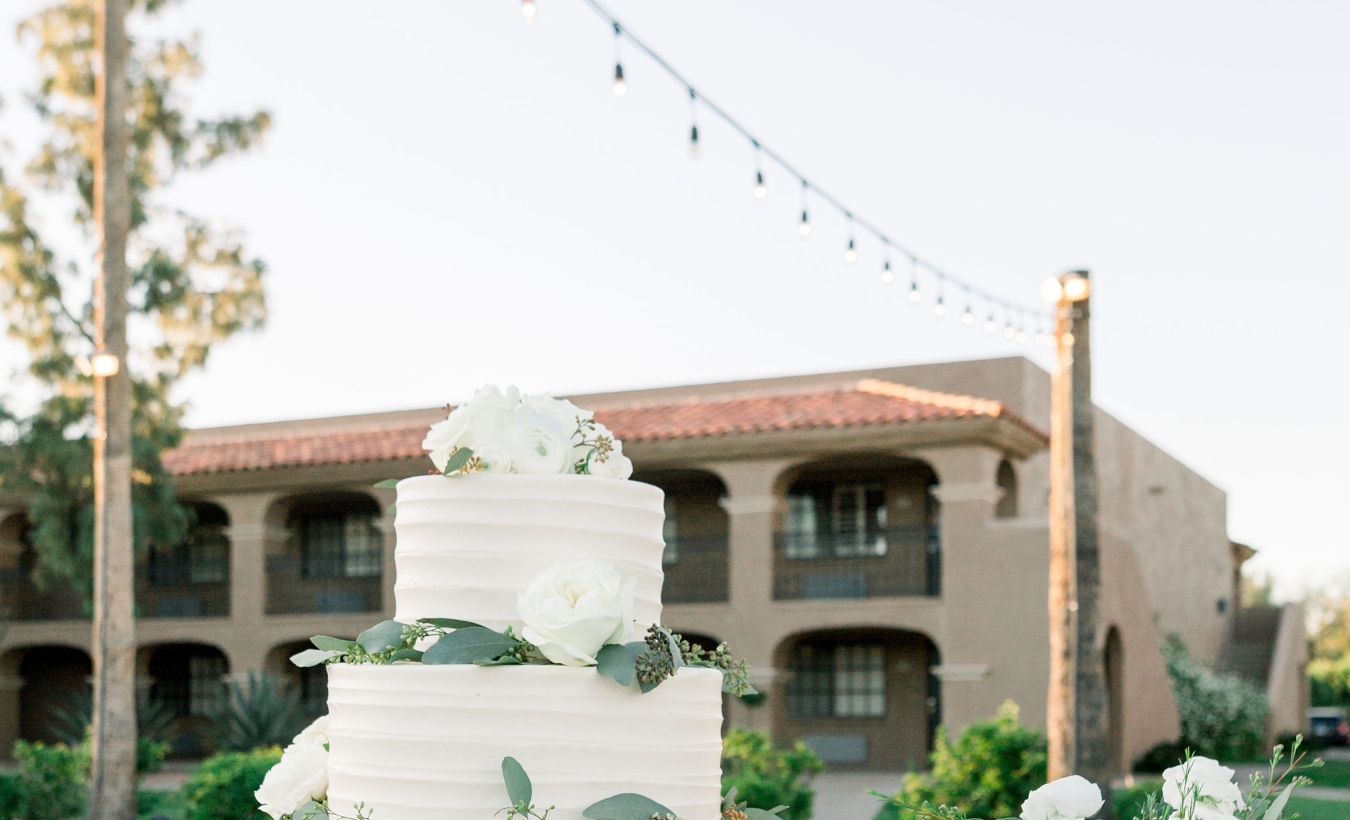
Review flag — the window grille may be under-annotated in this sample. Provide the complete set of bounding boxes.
[787,643,887,719]
[189,526,229,583]
[785,484,886,559]
[300,514,382,579]
[188,655,227,717]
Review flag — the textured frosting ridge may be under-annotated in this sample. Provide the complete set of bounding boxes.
[393,474,666,631]
[325,665,725,820]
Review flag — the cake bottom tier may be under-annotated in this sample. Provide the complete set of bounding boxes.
[326,664,725,820]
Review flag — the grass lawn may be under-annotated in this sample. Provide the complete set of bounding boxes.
[1285,796,1350,820]
[1307,758,1350,789]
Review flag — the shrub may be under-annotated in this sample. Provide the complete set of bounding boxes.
[876,701,1047,820]
[1132,740,1191,774]
[0,772,26,820]
[1163,635,1267,762]
[180,748,281,820]
[721,729,823,820]
[13,740,89,820]
[215,672,304,752]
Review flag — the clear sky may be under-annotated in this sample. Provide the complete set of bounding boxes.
[2,1,1347,597]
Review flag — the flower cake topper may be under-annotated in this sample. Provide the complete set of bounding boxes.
[423,385,632,478]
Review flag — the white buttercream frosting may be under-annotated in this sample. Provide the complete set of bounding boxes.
[325,664,724,820]
[392,474,666,632]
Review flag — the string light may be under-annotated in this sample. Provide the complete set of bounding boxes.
[934,295,946,317]
[522,0,537,24]
[962,291,974,325]
[1004,318,1016,339]
[881,259,894,285]
[798,181,811,237]
[687,89,700,158]
[908,258,921,303]
[612,23,627,97]
[985,314,997,333]
[754,171,766,200]
[844,239,857,263]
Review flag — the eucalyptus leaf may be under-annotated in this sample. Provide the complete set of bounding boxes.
[475,656,524,666]
[388,648,424,663]
[387,503,397,516]
[290,648,341,668]
[374,478,401,488]
[357,620,407,654]
[596,642,646,688]
[293,801,329,820]
[418,617,486,630]
[744,807,789,820]
[502,756,532,808]
[311,636,359,653]
[442,447,475,474]
[583,793,677,820]
[1263,786,1295,820]
[422,626,518,665]
[722,788,738,811]
[658,626,684,669]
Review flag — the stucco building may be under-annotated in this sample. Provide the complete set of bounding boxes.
[0,357,1307,769]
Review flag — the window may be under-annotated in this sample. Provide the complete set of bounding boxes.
[785,483,887,559]
[662,497,678,565]
[188,655,227,717]
[300,513,382,579]
[787,643,887,719]
[995,460,1018,519]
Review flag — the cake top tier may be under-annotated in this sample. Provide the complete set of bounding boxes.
[420,385,633,479]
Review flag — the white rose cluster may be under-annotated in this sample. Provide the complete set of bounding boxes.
[255,716,331,820]
[517,556,636,666]
[1020,775,1104,820]
[1161,756,1247,820]
[422,385,632,479]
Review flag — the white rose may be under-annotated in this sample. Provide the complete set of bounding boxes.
[1162,757,1245,820]
[1020,775,1104,820]
[255,716,331,820]
[522,393,593,441]
[576,421,633,479]
[517,556,636,666]
[422,384,520,472]
[471,438,515,474]
[502,404,575,475]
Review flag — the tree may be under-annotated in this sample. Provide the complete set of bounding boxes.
[0,0,268,603]
[1307,586,1350,707]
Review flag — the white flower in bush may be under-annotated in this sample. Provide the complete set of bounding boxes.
[1162,756,1245,820]
[1019,775,1104,820]
[517,556,636,666]
[423,384,518,473]
[255,716,330,820]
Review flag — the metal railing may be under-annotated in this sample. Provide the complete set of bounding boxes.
[772,526,940,600]
[0,567,87,621]
[662,534,730,604]
[137,556,231,619]
[265,555,382,615]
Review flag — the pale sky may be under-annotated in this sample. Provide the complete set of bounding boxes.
[1,1,1347,597]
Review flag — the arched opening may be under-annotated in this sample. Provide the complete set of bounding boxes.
[266,492,383,615]
[994,459,1018,519]
[16,646,92,745]
[138,501,231,618]
[773,628,939,771]
[1105,626,1125,776]
[0,513,85,621]
[632,470,729,604]
[265,640,330,720]
[142,643,228,758]
[773,455,940,600]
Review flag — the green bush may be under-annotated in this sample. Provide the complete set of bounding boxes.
[1112,780,1162,820]
[138,788,189,820]
[721,729,824,820]
[875,701,1047,820]
[180,748,281,820]
[1162,634,1268,762]
[215,672,304,752]
[13,740,89,820]
[1132,740,1191,773]
[0,772,26,820]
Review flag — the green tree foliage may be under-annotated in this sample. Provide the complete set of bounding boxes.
[876,701,1047,820]
[0,0,268,601]
[1307,589,1350,707]
[721,729,823,820]
[179,747,280,820]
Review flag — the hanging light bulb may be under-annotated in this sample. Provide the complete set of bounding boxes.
[985,314,997,333]
[933,295,946,317]
[753,171,767,200]
[909,280,921,303]
[798,181,810,237]
[1003,320,1015,339]
[908,259,921,303]
[844,238,857,263]
[962,305,974,325]
[687,90,700,158]
[881,260,894,284]
[612,24,626,97]
[1016,328,1027,343]
[521,0,537,24]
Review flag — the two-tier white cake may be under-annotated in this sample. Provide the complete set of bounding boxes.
[322,474,726,820]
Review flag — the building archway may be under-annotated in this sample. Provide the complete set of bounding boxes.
[13,646,92,745]
[1105,626,1125,775]
[994,459,1018,519]
[772,627,939,771]
[141,642,229,758]
[265,640,330,719]
[632,470,729,604]
[140,501,231,618]
[265,492,384,615]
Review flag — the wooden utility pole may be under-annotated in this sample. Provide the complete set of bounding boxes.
[1071,273,1112,813]
[89,0,138,818]
[1046,280,1078,782]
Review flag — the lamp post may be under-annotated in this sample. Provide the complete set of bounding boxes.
[1041,271,1098,787]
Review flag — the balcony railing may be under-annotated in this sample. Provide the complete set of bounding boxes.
[0,568,87,621]
[137,556,230,618]
[773,526,940,600]
[265,555,382,615]
[662,535,730,604]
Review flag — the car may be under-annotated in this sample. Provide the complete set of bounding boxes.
[1309,706,1349,747]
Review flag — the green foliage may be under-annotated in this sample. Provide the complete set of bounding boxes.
[875,701,1046,820]
[215,671,304,752]
[1309,654,1350,707]
[0,0,268,601]
[0,772,27,820]
[1132,740,1190,774]
[1283,797,1350,820]
[138,788,188,820]
[179,747,280,820]
[1162,634,1268,761]
[721,729,823,820]
[1111,780,1161,820]
[12,740,88,820]
[582,793,676,820]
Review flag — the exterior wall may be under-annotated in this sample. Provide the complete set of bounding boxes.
[1265,603,1310,744]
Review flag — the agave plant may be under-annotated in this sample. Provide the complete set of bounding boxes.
[215,670,305,751]
[46,687,176,745]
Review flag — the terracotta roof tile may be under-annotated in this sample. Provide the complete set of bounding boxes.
[163,379,1043,476]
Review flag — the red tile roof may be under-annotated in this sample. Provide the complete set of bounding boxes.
[163,379,1042,476]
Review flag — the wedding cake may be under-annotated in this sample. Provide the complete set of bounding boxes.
[256,387,732,820]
